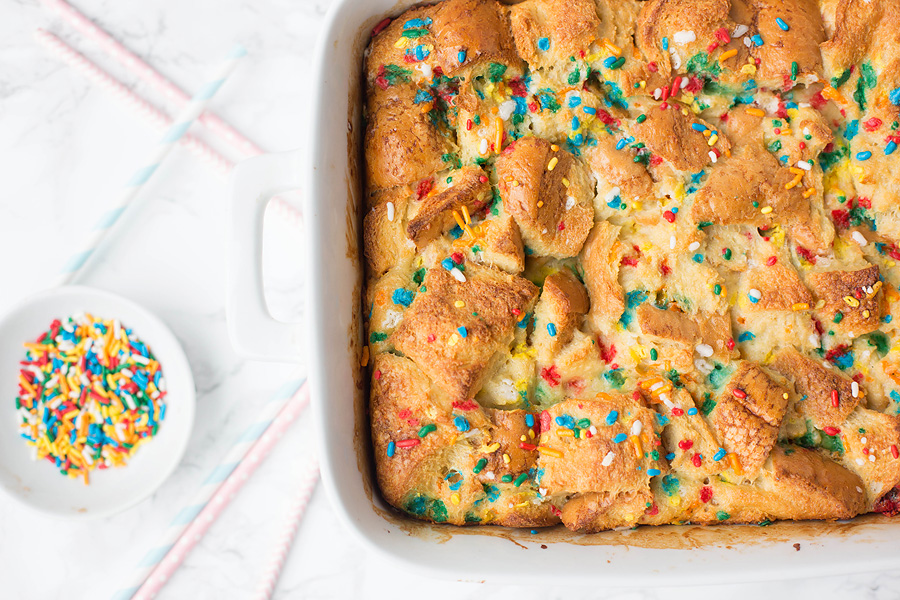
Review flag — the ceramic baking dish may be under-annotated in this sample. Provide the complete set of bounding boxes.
[227,0,900,584]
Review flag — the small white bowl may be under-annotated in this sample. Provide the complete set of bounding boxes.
[0,286,195,519]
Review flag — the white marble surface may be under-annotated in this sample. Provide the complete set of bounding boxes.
[1,0,900,598]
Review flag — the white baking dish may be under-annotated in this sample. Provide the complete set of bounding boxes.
[227,0,900,584]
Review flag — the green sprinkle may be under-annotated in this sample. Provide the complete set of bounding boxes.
[723,248,732,260]
[833,311,844,323]
[418,423,437,438]
[716,511,730,521]
[501,474,514,483]
[650,348,658,361]
[713,284,722,295]
[636,114,647,124]
[514,473,529,487]
[402,28,429,38]
[577,418,591,428]
[697,221,713,229]
[790,61,798,81]
[473,458,488,473]
[369,332,387,343]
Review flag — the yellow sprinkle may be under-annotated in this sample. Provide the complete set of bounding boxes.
[537,446,563,458]
[761,206,773,214]
[454,300,465,308]
[719,49,737,62]
[550,144,559,151]
[863,310,871,318]
[486,442,501,453]
[792,302,810,311]
[640,80,647,89]
[783,393,789,400]
[528,429,535,439]
[803,187,816,198]
[708,134,719,146]
[537,201,544,208]
[520,434,527,442]
[448,333,459,346]
[557,428,574,437]
[393,37,408,49]
[502,453,511,464]
[547,156,559,171]
[451,493,460,505]
[740,64,757,75]
[495,117,504,151]
[844,296,861,308]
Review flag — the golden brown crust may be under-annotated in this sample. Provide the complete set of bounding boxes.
[740,264,813,311]
[391,263,538,402]
[748,0,825,87]
[495,137,595,258]
[430,0,522,78]
[580,220,625,331]
[406,166,491,249]
[630,107,730,173]
[533,271,590,363]
[636,304,734,360]
[770,349,859,429]
[807,265,884,336]
[508,0,602,70]
[584,136,654,201]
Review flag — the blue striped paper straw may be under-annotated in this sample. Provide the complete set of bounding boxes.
[110,376,307,600]
[55,43,248,287]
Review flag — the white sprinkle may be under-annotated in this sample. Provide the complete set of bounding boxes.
[852,231,868,246]
[450,267,466,283]
[114,319,122,340]
[796,160,812,171]
[479,138,489,154]
[589,425,597,436]
[539,487,548,496]
[861,437,868,445]
[416,63,432,80]
[680,76,690,89]
[605,187,621,202]
[856,486,863,493]
[670,50,682,70]
[856,458,865,466]
[382,309,403,329]
[852,381,860,398]
[708,150,718,163]
[386,201,395,222]
[803,127,811,136]
[485,471,495,480]
[660,394,676,410]
[565,196,576,210]
[673,30,696,45]
[689,241,700,251]
[631,420,643,435]
[695,359,713,374]
[653,87,663,100]
[743,36,752,47]
[670,235,676,249]
[749,288,762,301]
[808,334,820,348]
[696,343,714,358]
[601,451,616,466]
[870,454,876,462]
[733,24,749,37]
[498,99,517,120]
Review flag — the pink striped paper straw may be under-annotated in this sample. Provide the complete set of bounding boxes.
[252,458,320,600]
[35,29,233,177]
[111,380,310,600]
[39,0,264,158]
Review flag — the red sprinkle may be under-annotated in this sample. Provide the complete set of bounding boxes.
[550,505,562,517]
[647,61,658,73]
[371,17,392,36]
[672,408,684,417]
[678,439,694,450]
[691,453,702,468]
[732,388,747,399]
[700,486,713,503]
[540,365,561,387]
[519,442,537,451]
[726,338,735,351]
[427,334,436,343]
[831,389,840,408]
[892,445,899,459]
[662,210,676,223]
[396,439,420,449]
[540,410,552,433]
[466,119,473,131]
[823,426,841,436]
[373,370,382,380]
[864,117,883,132]
[714,27,731,44]
[452,399,479,411]
[415,178,434,199]
[451,252,464,264]
[766,256,777,266]
[646,503,660,516]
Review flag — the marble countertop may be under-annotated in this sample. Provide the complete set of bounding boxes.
[1,0,899,598]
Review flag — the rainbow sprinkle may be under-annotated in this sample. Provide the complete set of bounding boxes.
[14,314,166,484]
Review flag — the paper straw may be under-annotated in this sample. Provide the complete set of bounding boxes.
[35,29,233,178]
[39,0,263,158]
[252,459,320,600]
[110,378,310,600]
[54,43,247,287]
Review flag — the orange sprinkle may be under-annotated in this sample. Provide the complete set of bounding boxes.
[629,435,643,458]
[727,453,743,476]
[537,446,563,458]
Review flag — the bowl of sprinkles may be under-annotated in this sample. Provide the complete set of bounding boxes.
[0,286,194,518]
[16,313,167,484]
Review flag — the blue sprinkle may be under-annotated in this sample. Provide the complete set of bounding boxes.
[616,138,627,151]
[392,288,414,307]
[776,17,789,31]
[441,258,455,270]
[457,326,468,338]
[691,123,707,132]
[891,390,900,402]
[886,141,897,155]
[571,133,584,146]
[751,34,763,46]
[687,407,698,416]
[571,116,580,130]
[537,37,550,51]
[891,87,900,106]
[547,323,557,337]
[671,207,679,214]
[555,415,575,428]
[603,56,617,69]
[665,452,676,460]
[613,433,628,443]
[582,106,597,115]
[449,480,463,491]
[662,37,669,51]
[845,119,859,140]
[525,413,535,427]
[692,253,704,263]
[857,151,873,161]
[885,315,894,323]
[454,415,470,432]
[517,313,531,329]
[606,195,622,210]
[458,50,466,64]
[531,530,538,535]
[568,96,582,108]
[713,448,727,461]
[647,468,661,476]
[738,332,756,342]
[605,410,619,426]
[449,225,463,239]
[387,441,396,457]
[403,17,431,29]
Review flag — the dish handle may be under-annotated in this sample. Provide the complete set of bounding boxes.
[227,149,305,362]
